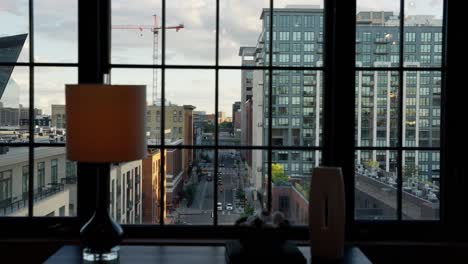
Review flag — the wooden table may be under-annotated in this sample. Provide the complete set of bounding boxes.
[45,244,372,263]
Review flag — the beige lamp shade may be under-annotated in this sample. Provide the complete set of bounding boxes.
[66,84,147,162]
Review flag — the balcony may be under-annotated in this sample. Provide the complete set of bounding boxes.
[375,38,389,44]
[362,81,375,86]
[0,184,65,216]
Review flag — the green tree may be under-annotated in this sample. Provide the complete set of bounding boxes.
[219,121,233,129]
[367,160,380,169]
[241,203,255,218]
[404,164,419,183]
[272,163,289,184]
[236,189,245,200]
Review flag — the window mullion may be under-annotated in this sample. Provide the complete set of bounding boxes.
[28,0,35,218]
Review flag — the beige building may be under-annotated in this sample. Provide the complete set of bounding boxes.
[146,104,195,180]
[109,160,143,224]
[51,105,66,129]
[0,147,77,217]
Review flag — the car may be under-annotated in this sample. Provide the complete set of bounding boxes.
[217,202,223,211]
[226,203,233,210]
[206,175,212,181]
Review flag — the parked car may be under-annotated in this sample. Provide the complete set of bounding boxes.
[217,202,223,211]
[226,203,233,210]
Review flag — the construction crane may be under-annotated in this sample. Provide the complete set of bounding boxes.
[113,15,184,105]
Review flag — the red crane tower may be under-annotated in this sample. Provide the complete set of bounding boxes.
[113,15,184,105]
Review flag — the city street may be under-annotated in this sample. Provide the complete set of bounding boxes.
[176,149,247,225]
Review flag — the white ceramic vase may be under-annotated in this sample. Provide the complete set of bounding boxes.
[309,167,345,259]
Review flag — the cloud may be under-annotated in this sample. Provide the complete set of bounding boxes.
[0,0,27,16]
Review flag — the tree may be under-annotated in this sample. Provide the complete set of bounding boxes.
[241,203,255,218]
[272,163,289,184]
[219,121,233,129]
[367,160,380,169]
[404,164,419,184]
[236,189,245,200]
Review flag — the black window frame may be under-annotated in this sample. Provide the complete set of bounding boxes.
[1,0,465,243]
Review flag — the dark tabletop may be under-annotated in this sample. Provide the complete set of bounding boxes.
[45,244,372,264]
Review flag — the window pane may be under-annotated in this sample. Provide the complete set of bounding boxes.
[165,69,213,146]
[272,1,324,68]
[272,70,323,147]
[402,150,439,220]
[33,147,77,217]
[0,0,29,63]
[355,150,398,220]
[356,0,400,67]
[218,69,268,147]
[272,150,321,225]
[111,0,162,65]
[403,71,441,148]
[0,147,28,217]
[404,0,443,67]
[34,67,77,142]
[0,66,30,142]
[219,0,268,66]
[355,71,400,147]
[34,0,78,63]
[111,68,162,144]
[166,0,215,65]
[167,149,214,225]
[217,149,267,225]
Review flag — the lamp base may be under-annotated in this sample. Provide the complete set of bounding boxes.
[83,246,120,263]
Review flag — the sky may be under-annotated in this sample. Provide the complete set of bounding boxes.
[1,0,443,115]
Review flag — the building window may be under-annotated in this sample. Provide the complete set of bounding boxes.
[22,165,29,197]
[304,31,314,41]
[37,162,45,189]
[293,32,301,41]
[51,159,58,184]
[0,170,13,204]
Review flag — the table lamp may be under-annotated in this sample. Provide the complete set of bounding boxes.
[66,84,147,262]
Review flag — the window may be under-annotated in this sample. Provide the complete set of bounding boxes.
[405,32,416,42]
[293,32,301,41]
[279,31,289,41]
[304,32,314,41]
[51,159,58,184]
[0,171,12,205]
[304,44,314,52]
[0,0,453,241]
[421,32,432,42]
[355,0,446,222]
[37,162,45,189]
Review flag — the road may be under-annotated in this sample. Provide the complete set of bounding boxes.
[176,149,247,225]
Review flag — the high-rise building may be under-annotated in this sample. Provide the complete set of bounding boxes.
[239,47,256,148]
[0,34,27,101]
[252,7,441,221]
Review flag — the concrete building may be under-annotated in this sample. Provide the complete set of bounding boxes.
[51,104,66,129]
[239,47,256,153]
[109,160,143,224]
[0,147,77,217]
[0,104,42,128]
[142,149,166,224]
[146,104,195,180]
